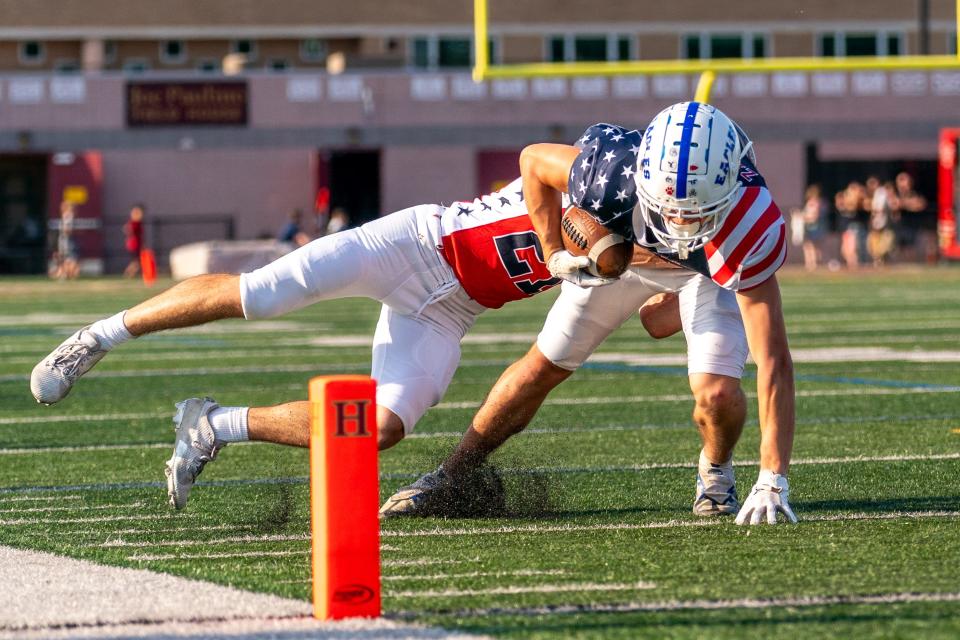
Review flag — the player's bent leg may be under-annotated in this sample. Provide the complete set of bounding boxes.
[165,397,222,510]
[442,345,573,479]
[123,274,244,336]
[30,274,244,405]
[247,402,404,450]
[689,374,746,517]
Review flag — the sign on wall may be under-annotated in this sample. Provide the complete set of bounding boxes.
[126,81,248,127]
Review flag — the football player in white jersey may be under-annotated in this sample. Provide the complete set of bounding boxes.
[382,102,798,526]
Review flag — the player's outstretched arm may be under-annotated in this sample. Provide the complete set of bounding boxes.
[734,275,798,525]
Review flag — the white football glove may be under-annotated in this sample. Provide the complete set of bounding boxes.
[735,470,798,525]
[547,250,614,288]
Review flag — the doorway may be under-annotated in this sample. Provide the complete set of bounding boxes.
[319,150,381,229]
[0,155,48,274]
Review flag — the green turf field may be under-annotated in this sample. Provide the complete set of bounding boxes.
[1,268,959,638]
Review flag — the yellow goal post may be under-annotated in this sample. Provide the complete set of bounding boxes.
[473,0,960,103]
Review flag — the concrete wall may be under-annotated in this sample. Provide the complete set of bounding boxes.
[381,146,475,214]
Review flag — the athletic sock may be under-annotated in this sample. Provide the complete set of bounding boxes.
[88,311,134,351]
[208,406,250,444]
[699,449,733,470]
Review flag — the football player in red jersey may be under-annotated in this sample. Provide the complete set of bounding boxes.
[382,102,797,526]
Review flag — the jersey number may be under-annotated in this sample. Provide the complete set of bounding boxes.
[493,231,560,296]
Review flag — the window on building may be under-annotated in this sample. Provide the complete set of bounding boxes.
[123,58,150,74]
[410,36,495,69]
[103,40,117,65]
[548,34,632,62]
[411,38,430,68]
[197,58,219,73]
[267,58,290,72]
[231,39,257,61]
[951,32,958,55]
[682,33,767,59]
[845,33,877,56]
[160,40,186,64]
[574,36,608,61]
[300,38,326,62]
[18,41,45,65]
[818,32,903,56]
[438,37,471,67]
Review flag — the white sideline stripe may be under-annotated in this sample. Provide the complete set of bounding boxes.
[0,501,143,514]
[446,591,960,618]
[8,346,960,384]
[388,581,656,599]
[275,570,570,585]
[434,386,960,410]
[522,451,960,474]
[131,549,309,561]
[383,510,960,539]
[7,383,960,432]
[384,558,479,567]
[101,533,311,548]
[0,514,168,526]
[384,569,567,582]
[0,494,81,502]
[99,533,399,551]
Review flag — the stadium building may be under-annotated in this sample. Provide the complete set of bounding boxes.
[0,0,957,273]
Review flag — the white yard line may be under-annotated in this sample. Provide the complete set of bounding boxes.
[388,580,656,598]
[383,510,960,539]
[383,569,567,582]
[443,590,960,618]
[0,494,81,503]
[130,549,310,561]
[0,514,169,526]
[0,501,142,514]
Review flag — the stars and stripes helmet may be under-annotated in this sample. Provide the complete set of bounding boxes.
[634,102,751,258]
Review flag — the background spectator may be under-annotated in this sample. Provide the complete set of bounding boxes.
[277,208,310,248]
[326,207,351,235]
[893,172,932,263]
[867,179,896,266]
[50,201,79,280]
[123,204,145,278]
[835,181,867,269]
[800,184,828,271]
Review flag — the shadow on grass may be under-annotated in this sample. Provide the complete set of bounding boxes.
[801,495,960,514]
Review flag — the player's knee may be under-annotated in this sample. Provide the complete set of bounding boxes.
[523,345,574,389]
[691,376,744,421]
[639,292,682,339]
[377,409,405,450]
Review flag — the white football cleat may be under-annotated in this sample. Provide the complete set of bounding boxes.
[693,454,739,517]
[165,397,222,510]
[379,467,450,518]
[30,327,107,405]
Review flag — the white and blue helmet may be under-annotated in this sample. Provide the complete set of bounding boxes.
[634,102,753,258]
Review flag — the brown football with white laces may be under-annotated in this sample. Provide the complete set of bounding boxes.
[560,205,633,278]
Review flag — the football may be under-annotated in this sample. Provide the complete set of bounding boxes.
[561,206,633,278]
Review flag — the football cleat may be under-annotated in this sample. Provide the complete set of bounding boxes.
[378,467,450,518]
[31,327,108,404]
[165,397,222,510]
[693,455,739,517]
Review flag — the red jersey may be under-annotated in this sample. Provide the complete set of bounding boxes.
[439,178,560,309]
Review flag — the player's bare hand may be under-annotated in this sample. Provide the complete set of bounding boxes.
[735,470,798,525]
[547,250,615,288]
